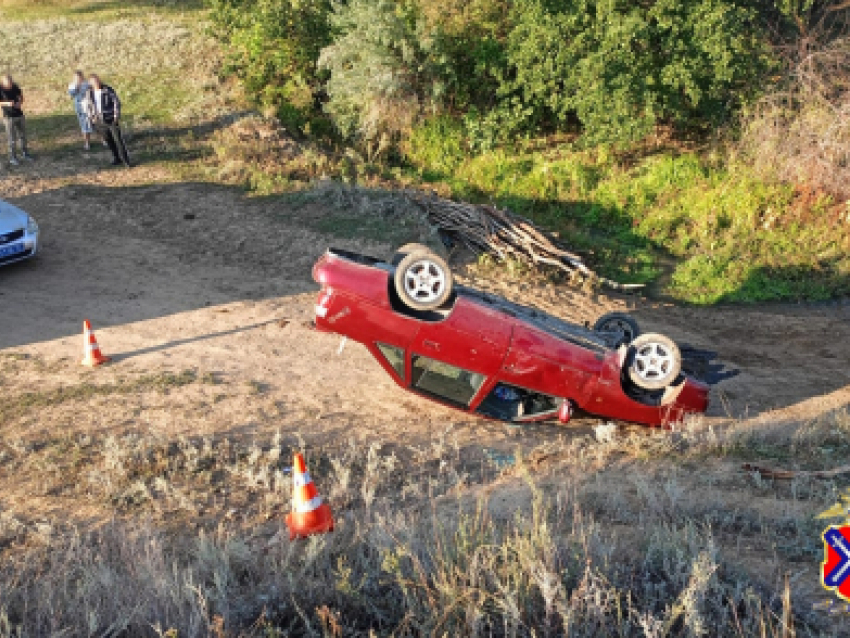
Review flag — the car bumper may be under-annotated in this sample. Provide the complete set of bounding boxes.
[0,229,38,267]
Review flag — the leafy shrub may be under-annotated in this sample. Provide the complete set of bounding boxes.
[406,116,467,173]
[207,0,331,132]
[318,0,437,152]
[317,0,522,152]
[505,0,772,145]
[415,0,513,112]
[208,0,777,148]
[463,101,535,153]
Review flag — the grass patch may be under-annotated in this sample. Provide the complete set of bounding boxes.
[402,140,850,303]
[0,369,200,420]
[0,415,843,635]
[0,10,225,141]
[0,0,204,21]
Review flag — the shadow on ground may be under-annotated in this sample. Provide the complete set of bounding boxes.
[0,181,328,349]
[23,110,254,165]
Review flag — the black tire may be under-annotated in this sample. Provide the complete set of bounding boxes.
[627,333,682,391]
[394,251,453,311]
[391,243,433,266]
[593,312,641,345]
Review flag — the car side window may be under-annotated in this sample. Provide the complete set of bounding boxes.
[376,343,406,380]
[410,354,485,407]
[477,383,560,421]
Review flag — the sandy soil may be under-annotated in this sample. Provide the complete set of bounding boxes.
[4,148,850,626]
[3,155,850,448]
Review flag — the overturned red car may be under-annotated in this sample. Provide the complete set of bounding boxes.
[312,245,709,427]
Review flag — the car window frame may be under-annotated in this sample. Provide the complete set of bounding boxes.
[375,342,407,381]
[408,352,487,409]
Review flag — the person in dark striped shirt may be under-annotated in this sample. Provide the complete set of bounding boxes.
[84,74,132,167]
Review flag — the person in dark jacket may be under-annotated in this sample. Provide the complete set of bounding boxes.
[0,74,32,166]
[85,74,131,167]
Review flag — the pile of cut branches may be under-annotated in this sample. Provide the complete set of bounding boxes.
[407,191,642,291]
[307,181,641,290]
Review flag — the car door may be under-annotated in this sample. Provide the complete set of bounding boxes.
[412,298,510,366]
[499,325,601,403]
[407,297,513,409]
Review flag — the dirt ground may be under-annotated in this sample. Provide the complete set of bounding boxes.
[4,151,850,626]
[3,153,850,444]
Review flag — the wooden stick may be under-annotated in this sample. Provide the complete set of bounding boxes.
[403,191,642,290]
[742,463,850,479]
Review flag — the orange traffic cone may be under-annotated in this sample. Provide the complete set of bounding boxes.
[285,453,334,540]
[80,320,111,367]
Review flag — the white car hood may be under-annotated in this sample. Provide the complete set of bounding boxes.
[0,200,29,232]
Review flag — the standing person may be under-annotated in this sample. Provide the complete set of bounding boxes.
[84,74,131,167]
[68,70,92,150]
[0,74,32,166]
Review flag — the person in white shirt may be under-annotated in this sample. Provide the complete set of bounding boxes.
[67,70,92,150]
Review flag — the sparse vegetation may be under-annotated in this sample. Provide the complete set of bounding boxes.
[1,378,847,635]
[1,350,849,636]
[740,36,850,201]
[4,338,848,636]
[0,369,200,420]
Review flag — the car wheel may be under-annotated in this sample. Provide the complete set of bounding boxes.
[394,251,453,311]
[593,312,641,345]
[391,243,433,266]
[627,333,682,391]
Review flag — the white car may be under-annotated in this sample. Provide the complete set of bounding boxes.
[0,199,39,266]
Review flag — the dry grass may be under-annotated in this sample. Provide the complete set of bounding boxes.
[0,369,200,421]
[0,3,231,169]
[739,38,850,201]
[1,483,800,637]
[0,14,221,118]
[206,115,342,193]
[0,0,204,20]
[1,354,847,635]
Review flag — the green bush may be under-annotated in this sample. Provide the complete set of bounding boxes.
[207,0,331,132]
[415,0,513,112]
[406,116,467,173]
[208,0,776,147]
[318,0,434,149]
[505,0,772,145]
